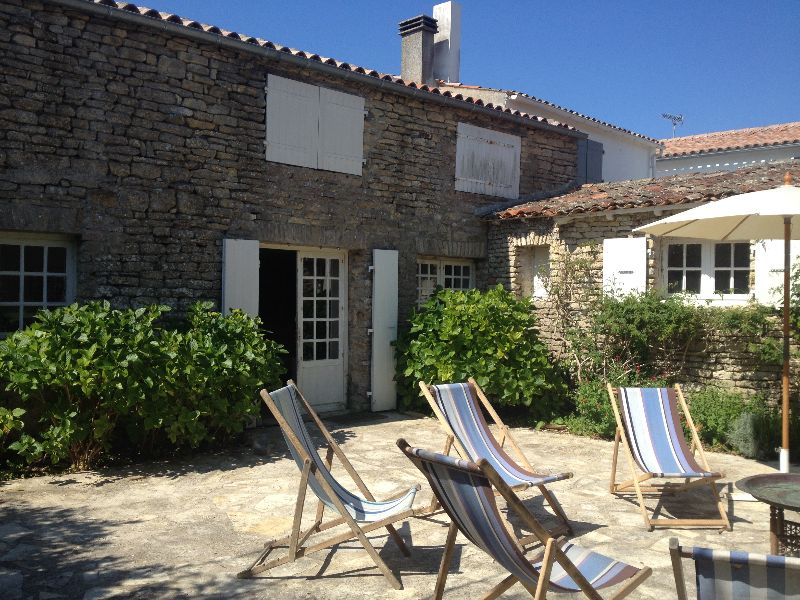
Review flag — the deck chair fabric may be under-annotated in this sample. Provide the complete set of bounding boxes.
[608,385,730,531]
[670,538,800,600]
[399,439,651,599]
[428,382,569,488]
[270,384,417,522]
[238,382,419,589]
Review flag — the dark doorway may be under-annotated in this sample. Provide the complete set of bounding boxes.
[259,248,297,381]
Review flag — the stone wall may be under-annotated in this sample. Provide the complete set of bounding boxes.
[0,0,579,410]
[488,211,789,399]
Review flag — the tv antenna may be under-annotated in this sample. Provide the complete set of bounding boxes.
[661,113,684,137]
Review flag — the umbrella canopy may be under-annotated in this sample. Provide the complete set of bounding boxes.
[635,173,800,473]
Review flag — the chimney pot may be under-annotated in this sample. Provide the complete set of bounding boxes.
[433,2,461,83]
[398,15,438,86]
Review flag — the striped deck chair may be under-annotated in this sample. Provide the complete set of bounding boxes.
[237,381,421,590]
[420,379,573,535]
[398,439,652,599]
[607,385,730,531]
[670,538,800,600]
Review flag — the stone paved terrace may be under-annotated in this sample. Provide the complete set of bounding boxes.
[0,411,796,599]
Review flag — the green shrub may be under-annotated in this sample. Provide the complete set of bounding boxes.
[395,285,566,422]
[686,387,751,448]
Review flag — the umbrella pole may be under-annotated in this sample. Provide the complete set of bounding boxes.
[782,216,791,473]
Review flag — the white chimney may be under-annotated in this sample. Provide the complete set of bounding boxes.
[432,1,461,83]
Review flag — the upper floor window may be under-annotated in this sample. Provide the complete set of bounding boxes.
[0,235,76,335]
[417,258,474,304]
[665,241,751,298]
[455,122,521,199]
[265,74,365,176]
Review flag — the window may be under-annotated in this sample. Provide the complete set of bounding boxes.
[0,236,76,334]
[516,245,550,298]
[416,259,474,303]
[265,74,365,175]
[664,241,752,299]
[455,122,521,199]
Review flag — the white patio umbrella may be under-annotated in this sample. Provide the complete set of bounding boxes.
[634,172,800,473]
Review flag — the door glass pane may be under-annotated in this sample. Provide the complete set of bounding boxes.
[733,270,749,293]
[303,320,313,339]
[0,245,20,271]
[316,300,327,318]
[302,300,313,318]
[47,276,66,303]
[715,243,731,267]
[302,279,314,298]
[24,246,44,272]
[24,276,43,302]
[686,244,701,268]
[315,321,326,339]
[22,306,39,328]
[48,247,67,273]
[329,279,339,297]
[714,270,730,293]
[329,260,339,277]
[667,270,682,293]
[328,320,338,338]
[0,306,19,332]
[667,245,683,268]
[315,279,327,297]
[303,258,314,277]
[734,243,750,267]
[328,300,338,315]
[316,341,327,360]
[302,342,314,360]
[0,275,19,301]
[685,270,701,293]
[316,258,326,277]
[328,341,338,358]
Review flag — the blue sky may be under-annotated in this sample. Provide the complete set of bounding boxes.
[147,1,798,139]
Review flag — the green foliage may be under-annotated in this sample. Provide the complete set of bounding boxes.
[395,286,566,421]
[686,387,751,448]
[0,301,285,471]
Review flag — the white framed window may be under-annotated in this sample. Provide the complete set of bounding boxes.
[455,122,521,199]
[416,258,475,303]
[663,240,752,301]
[0,235,76,334]
[265,74,364,175]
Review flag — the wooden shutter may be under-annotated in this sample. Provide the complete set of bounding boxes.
[265,74,319,169]
[586,139,604,183]
[319,87,364,176]
[455,122,520,199]
[370,249,398,411]
[754,239,800,306]
[602,237,647,296]
[222,239,259,316]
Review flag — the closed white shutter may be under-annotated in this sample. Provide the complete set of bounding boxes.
[222,239,259,316]
[754,239,800,306]
[602,237,647,296]
[370,249,398,411]
[266,74,319,169]
[455,122,520,199]
[319,87,365,176]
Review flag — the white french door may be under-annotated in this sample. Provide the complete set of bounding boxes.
[296,250,347,412]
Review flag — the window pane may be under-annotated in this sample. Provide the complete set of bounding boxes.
[734,243,750,267]
[316,258,326,277]
[24,246,44,272]
[329,279,339,297]
[733,270,750,294]
[328,341,338,358]
[316,321,326,339]
[0,306,19,332]
[667,270,683,293]
[685,270,701,293]
[303,258,314,277]
[315,279,326,297]
[714,270,730,293]
[444,264,452,276]
[21,306,38,328]
[686,244,702,268]
[328,300,338,315]
[462,266,471,277]
[0,274,19,301]
[667,245,683,268]
[316,300,327,318]
[302,320,313,340]
[0,244,20,271]
[328,320,338,338]
[302,300,313,318]
[329,260,338,277]
[316,341,327,360]
[715,243,731,268]
[47,276,66,303]
[48,247,67,273]
[24,276,43,302]
[302,342,314,360]
[302,279,314,298]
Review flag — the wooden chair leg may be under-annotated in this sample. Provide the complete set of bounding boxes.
[536,485,573,536]
[533,538,555,600]
[708,480,732,531]
[385,523,411,556]
[483,574,520,599]
[610,429,621,493]
[434,522,459,600]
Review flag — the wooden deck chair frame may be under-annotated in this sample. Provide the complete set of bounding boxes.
[607,384,730,531]
[237,381,421,589]
[419,378,573,538]
[398,440,652,600]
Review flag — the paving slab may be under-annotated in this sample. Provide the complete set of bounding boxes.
[0,411,794,599]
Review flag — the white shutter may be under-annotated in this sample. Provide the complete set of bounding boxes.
[222,239,259,316]
[319,87,364,176]
[603,237,647,296]
[370,249,398,411]
[266,74,319,169]
[455,122,520,199]
[754,239,800,306]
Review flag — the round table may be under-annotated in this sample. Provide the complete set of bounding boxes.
[737,473,800,556]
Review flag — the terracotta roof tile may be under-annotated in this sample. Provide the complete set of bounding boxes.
[661,122,800,157]
[71,0,577,134]
[494,160,800,220]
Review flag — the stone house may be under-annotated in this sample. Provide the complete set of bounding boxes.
[488,161,800,396]
[0,0,583,412]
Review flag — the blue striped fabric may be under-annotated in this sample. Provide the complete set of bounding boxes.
[690,546,800,600]
[619,387,718,478]
[403,445,641,592]
[431,383,568,488]
[270,385,417,522]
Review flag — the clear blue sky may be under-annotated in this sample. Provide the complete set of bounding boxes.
[147,1,798,139]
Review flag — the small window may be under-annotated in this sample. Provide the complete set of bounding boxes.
[714,243,750,294]
[663,240,752,300]
[666,243,702,294]
[0,236,76,335]
[417,258,474,303]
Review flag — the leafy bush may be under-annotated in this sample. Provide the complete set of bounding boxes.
[0,301,285,471]
[395,286,566,422]
[686,387,751,448]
